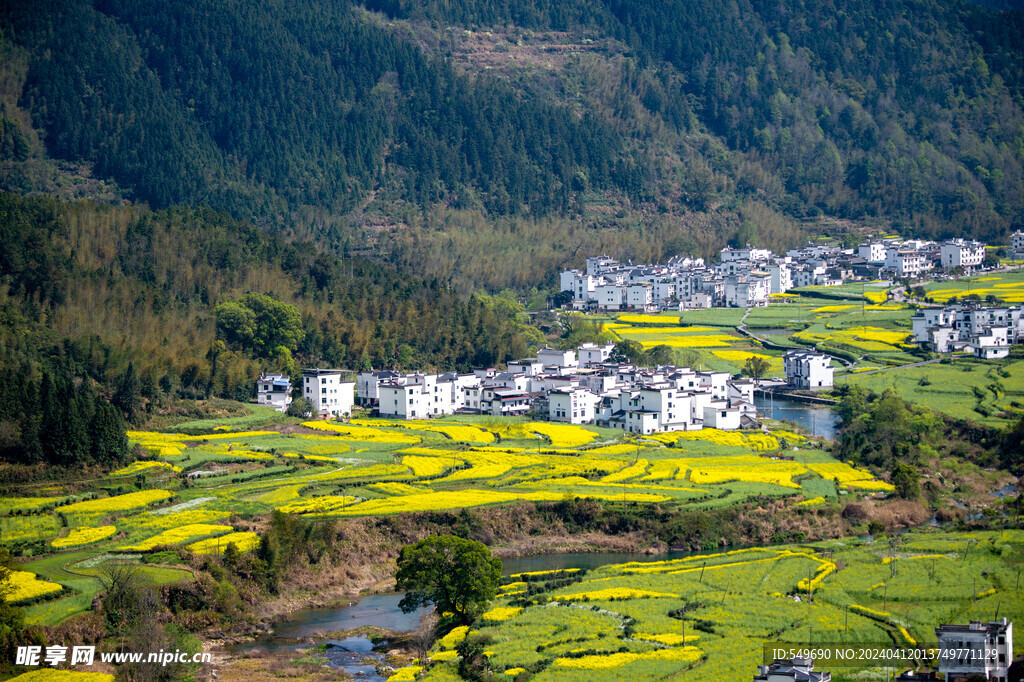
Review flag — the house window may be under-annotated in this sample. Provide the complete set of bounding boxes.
[322,388,327,394]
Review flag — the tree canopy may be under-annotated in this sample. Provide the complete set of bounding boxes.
[396,534,502,625]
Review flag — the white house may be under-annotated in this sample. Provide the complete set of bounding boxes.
[537,348,578,369]
[697,371,730,401]
[578,343,615,365]
[548,387,599,424]
[623,410,658,434]
[378,381,429,420]
[764,261,793,294]
[935,619,1012,682]
[507,359,544,376]
[626,283,654,310]
[972,326,1010,359]
[783,350,833,390]
[586,255,619,276]
[885,247,931,277]
[624,385,693,432]
[479,387,531,416]
[703,402,741,430]
[724,274,771,307]
[594,284,626,310]
[355,369,401,407]
[754,658,831,682]
[858,242,887,263]
[1012,231,1024,257]
[256,373,292,413]
[302,368,356,418]
[720,246,772,263]
[940,239,985,271]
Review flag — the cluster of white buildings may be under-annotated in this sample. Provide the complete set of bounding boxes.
[559,236,999,313]
[356,343,762,434]
[858,237,987,277]
[559,247,853,311]
[912,304,1023,359]
[257,368,356,417]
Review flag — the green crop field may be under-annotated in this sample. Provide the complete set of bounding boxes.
[839,358,1024,426]
[0,416,897,627]
[405,530,1024,682]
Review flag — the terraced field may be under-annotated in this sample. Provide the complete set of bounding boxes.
[0,417,890,627]
[404,530,1024,681]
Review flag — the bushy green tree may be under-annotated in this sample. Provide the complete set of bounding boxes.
[891,463,920,499]
[396,535,501,625]
[215,293,304,358]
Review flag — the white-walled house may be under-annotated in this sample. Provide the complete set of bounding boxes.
[940,239,985,271]
[1013,231,1024,257]
[728,378,755,405]
[507,359,544,376]
[626,283,654,310]
[697,371,730,401]
[935,619,1012,682]
[624,385,693,432]
[578,342,615,365]
[594,284,626,310]
[537,348,578,368]
[858,242,887,263]
[355,369,401,406]
[783,350,834,390]
[703,402,741,430]
[479,387,531,416]
[302,368,356,418]
[548,387,599,424]
[885,247,931,277]
[257,373,292,413]
[972,326,1010,359]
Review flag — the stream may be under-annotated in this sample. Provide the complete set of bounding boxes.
[229,548,725,676]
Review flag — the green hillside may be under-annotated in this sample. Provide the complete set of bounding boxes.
[0,0,1022,291]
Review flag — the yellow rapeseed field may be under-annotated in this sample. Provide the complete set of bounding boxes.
[6,570,62,602]
[51,525,116,548]
[110,461,182,476]
[188,531,260,554]
[522,422,597,448]
[61,490,174,514]
[120,524,233,551]
[301,421,420,443]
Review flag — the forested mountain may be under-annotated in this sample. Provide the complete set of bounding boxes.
[0,192,538,465]
[1,0,1021,262]
[0,0,1021,290]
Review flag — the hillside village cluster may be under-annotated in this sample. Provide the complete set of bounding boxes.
[561,234,1024,312]
[562,237,1024,359]
[257,340,816,434]
[251,235,1024,431]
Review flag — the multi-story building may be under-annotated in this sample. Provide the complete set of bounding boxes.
[885,247,932,278]
[858,242,887,263]
[912,304,1023,353]
[256,373,292,413]
[783,350,834,390]
[302,368,355,418]
[1012,231,1024,257]
[578,343,615,365]
[940,239,986,271]
[724,274,772,307]
[935,619,1013,682]
[548,387,600,424]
